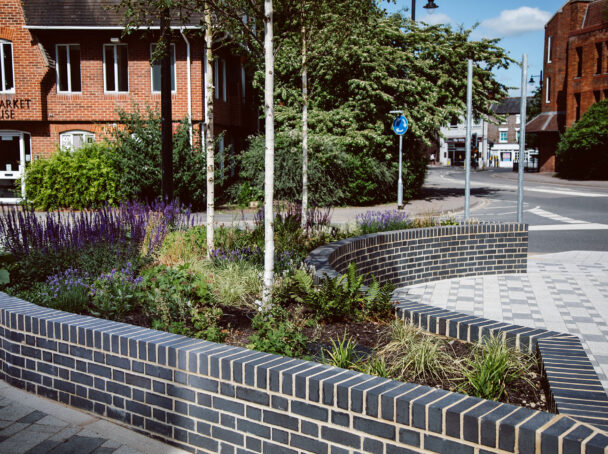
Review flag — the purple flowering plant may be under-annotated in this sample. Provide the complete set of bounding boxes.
[356,209,412,234]
[0,199,191,286]
[90,262,144,320]
[41,268,91,314]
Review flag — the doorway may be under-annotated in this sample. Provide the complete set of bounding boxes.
[0,131,30,202]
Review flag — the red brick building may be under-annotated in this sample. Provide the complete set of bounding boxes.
[528,0,608,172]
[0,0,258,201]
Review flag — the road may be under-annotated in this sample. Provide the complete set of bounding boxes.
[424,166,608,253]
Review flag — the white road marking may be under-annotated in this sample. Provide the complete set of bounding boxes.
[438,173,608,198]
[527,206,585,224]
[529,223,608,231]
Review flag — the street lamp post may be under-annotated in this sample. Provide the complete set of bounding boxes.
[412,0,438,21]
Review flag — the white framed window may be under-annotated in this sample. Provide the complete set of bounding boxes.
[150,44,176,93]
[0,40,14,93]
[515,128,520,143]
[547,36,552,63]
[56,44,81,93]
[545,77,551,103]
[499,129,508,143]
[60,130,95,151]
[103,44,128,93]
[515,114,520,124]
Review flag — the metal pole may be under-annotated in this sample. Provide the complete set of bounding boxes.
[412,0,416,20]
[464,59,473,220]
[398,134,403,208]
[518,54,528,223]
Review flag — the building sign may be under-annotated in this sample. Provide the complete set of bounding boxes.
[0,98,32,120]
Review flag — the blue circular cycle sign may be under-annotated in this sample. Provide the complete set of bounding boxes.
[392,115,408,135]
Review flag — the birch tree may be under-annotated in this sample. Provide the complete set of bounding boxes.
[262,0,275,304]
[204,8,215,258]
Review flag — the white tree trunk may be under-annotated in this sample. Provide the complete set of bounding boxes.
[300,19,309,230]
[205,9,215,259]
[262,0,275,305]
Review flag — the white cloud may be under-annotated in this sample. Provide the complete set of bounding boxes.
[481,7,551,37]
[418,12,452,26]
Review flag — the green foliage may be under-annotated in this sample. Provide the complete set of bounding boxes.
[556,100,608,180]
[458,335,532,401]
[248,305,308,358]
[23,143,119,210]
[109,107,208,209]
[276,263,394,322]
[90,269,142,321]
[239,132,353,206]
[376,320,456,384]
[140,265,207,332]
[322,332,360,369]
[237,5,511,205]
[190,305,226,343]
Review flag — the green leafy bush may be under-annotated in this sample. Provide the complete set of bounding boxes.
[277,263,394,322]
[140,265,210,333]
[248,305,308,358]
[556,99,608,179]
[109,107,208,209]
[90,263,143,321]
[24,142,119,210]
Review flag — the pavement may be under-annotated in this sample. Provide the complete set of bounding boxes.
[0,381,188,454]
[395,250,608,392]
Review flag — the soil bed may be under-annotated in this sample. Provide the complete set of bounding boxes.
[217,306,549,413]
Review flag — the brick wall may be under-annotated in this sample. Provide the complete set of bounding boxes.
[1,292,607,454]
[306,224,528,288]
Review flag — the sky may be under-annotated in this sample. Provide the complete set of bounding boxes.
[383,0,560,96]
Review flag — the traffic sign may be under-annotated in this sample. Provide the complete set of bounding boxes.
[392,115,408,135]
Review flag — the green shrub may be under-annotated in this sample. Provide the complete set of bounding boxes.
[248,305,308,358]
[190,305,226,343]
[277,264,394,322]
[556,99,608,179]
[24,142,119,210]
[458,334,533,401]
[140,265,210,333]
[376,320,456,384]
[90,264,143,321]
[109,107,208,209]
[323,332,360,369]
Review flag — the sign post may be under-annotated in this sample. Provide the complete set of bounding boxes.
[391,112,408,209]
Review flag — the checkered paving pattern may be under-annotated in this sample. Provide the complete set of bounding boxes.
[395,251,608,391]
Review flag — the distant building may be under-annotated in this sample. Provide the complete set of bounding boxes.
[438,118,488,168]
[527,0,608,172]
[0,0,258,202]
[437,97,530,169]
[488,97,531,169]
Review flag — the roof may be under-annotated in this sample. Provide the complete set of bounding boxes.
[20,0,202,28]
[490,97,534,115]
[582,0,608,28]
[526,111,565,133]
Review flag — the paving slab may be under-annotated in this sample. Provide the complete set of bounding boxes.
[396,250,608,392]
[0,382,189,454]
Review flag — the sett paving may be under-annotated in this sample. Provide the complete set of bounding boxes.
[395,250,608,392]
[0,381,188,454]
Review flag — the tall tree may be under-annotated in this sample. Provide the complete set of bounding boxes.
[263,0,275,304]
[204,8,215,258]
